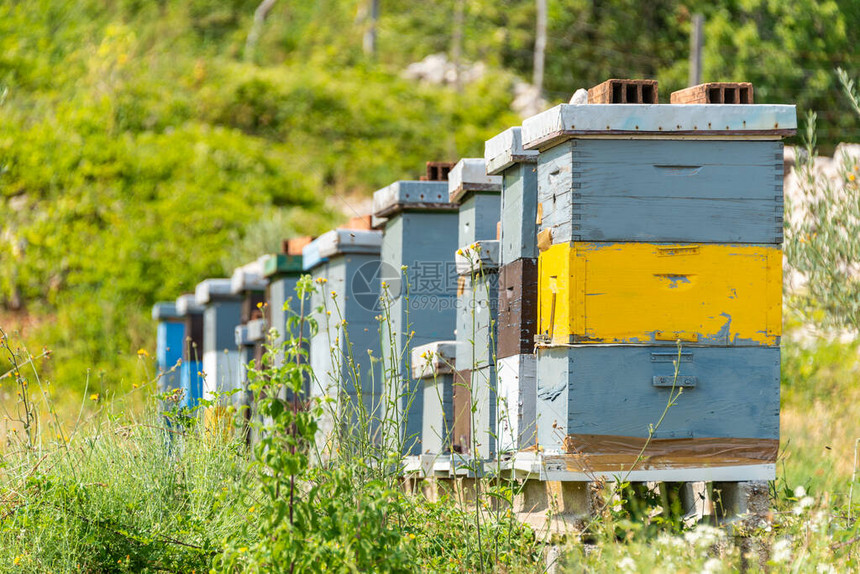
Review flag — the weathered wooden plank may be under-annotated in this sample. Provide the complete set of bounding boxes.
[452,369,472,455]
[497,259,538,359]
[521,104,797,150]
[497,354,537,453]
[537,139,784,244]
[537,242,782,346]
[535,345,780,455]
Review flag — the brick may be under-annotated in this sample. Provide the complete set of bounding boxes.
[423,161,455,182]
[282,235,314,256]
[588,79,659,104]
[671,82,754,104]
[337,215,373,230]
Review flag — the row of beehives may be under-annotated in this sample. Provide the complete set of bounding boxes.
[153,79,797,483]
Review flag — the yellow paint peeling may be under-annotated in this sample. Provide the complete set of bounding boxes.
[538,242,782,345]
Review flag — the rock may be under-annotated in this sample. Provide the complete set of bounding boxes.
[569,88,588,104]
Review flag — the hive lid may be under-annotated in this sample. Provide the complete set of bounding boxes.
[484,127,538,175]
[175,294,204,315]
[303,229,382,269]
[231,257,269,294]
[261,253,304,278]
[448,158,502,204]
[411,341,460,378]
[455,240,501,275]
[301,240,328,271]
[521,104,798,151]
[151,301,181,321]
[372,180,456,223]
[316,229,382,258]
[195,278,239,305]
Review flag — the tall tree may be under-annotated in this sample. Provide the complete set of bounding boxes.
[533,0,547,93]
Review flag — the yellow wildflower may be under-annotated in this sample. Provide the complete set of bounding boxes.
[90,393,99,401]
[137,348,149,357]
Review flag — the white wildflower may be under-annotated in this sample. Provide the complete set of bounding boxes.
[794,486,807,498]
[684,525,724,549]
[810,510,829,532]
[617,556,637,573]
[771,538,792,564]
[793,496,815,515]
[703,558,723,574]
[816,564,837,574]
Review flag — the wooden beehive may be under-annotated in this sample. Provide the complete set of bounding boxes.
[537,242,782,346]
[519,99,796,480]
[412,341,458,457]
[262,251,307,376]
[305,229,384,452]
[449,158,503,246]
[536,346,779,481]
[152,302,184,395]
[486,128,539,265]
[452,241,500,459]
[671,82,754,105]
[373,180,460,456]
[194,279,243,401]
[175,294,204,408]
[231,259,268,324]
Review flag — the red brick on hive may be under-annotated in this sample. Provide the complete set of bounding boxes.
[671,82,754,104]
[338,215,373,231]
[421,161,455,182]
[282,236,314,256]
[588,79,659,104]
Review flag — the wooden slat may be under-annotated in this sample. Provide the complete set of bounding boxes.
[537,242,782,346]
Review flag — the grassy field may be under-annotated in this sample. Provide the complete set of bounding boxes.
[0,305,858,572]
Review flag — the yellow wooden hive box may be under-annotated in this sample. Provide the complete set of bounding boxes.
[537,242,781,346]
